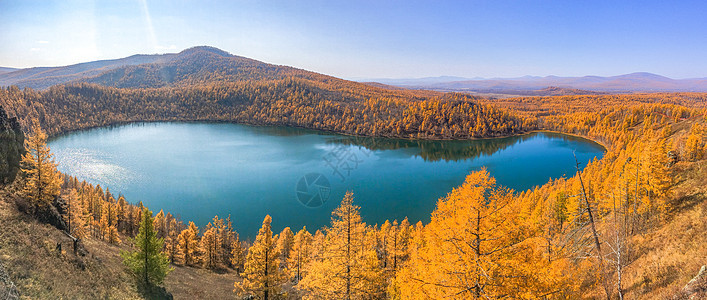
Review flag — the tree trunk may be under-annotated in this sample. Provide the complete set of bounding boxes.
[575,155,611,300]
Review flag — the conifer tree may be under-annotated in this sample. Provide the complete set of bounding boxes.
[685,123,704,160]
[121,208,173,287]
[298,192,384,299]
[165,218,180,263]
[178,221,199,266]
[20,120,61,213]
[276,227,294,267]
[153,209,166,239]
[231,235,246,273]
[288,226,313,283]
[235,215,286,300]
[222,215,237,267]
[395,169,547,299]
[65,188,88,239]
[200,222,222,270]
[101,198,121,244]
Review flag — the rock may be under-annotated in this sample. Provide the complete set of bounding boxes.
[0,262,20,300]
[679,265,707,299]
[34,195,68,231]
[0,105,24,185]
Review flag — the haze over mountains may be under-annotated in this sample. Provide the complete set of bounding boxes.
[1,46,705,94]
[364,73,707,94]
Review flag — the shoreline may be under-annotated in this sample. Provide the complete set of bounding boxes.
[47,119,609,151]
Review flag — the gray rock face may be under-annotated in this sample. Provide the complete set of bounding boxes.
[0,106,24,184]
[679,265,707,300]
[0,262,20,300]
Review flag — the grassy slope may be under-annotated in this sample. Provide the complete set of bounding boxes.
[623,159,707,299]
[0,184,140,299]
[0,183,238,299]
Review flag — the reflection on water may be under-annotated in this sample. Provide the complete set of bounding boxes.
[49,122,605,237]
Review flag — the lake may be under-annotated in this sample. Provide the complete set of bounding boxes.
[49,122,605,237]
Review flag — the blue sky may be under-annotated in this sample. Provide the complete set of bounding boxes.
[1,0,705,79]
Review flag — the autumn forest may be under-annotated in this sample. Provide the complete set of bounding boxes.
[0,39,705,300]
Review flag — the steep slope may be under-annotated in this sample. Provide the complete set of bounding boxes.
[0,105,23,184]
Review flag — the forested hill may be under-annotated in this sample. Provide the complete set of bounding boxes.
[1,46,427,93]
[0,47,539,140]
[0,54,170,90]
[83,46,314,88]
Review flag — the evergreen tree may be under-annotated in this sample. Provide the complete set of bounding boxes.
[235,215,286,300]
[121,208,173,287]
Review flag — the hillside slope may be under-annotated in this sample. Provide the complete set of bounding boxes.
[0,54,171,90]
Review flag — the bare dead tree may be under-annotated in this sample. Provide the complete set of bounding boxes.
[574,152,611,300]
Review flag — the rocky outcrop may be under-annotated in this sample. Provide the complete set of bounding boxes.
[676,265,707,299]
[0,262,20,300]
[0,106,24,184]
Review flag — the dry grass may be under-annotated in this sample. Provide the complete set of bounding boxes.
[164,265,239,299]
[621,159,707,299]
[0,185,240,299]
[0,186,141,299]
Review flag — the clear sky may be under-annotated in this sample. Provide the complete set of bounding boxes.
[1,0,705,79]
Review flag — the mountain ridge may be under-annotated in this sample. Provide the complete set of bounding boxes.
[1,46,705,93]
[367,72,707,93]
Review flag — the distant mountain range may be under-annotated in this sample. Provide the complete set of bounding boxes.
[0,46,323,90]
[364,73,707,94]
[1,47,705,94]
[0,67,19,75]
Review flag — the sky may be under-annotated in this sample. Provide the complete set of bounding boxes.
[0,0,705,79]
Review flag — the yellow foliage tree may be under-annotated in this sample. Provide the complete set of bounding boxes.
[20,120,61,212]
[65,188,88,239]
[178,221,199,266]
[298,191,384,299]
[101,197,121,244]
[288,226,312,283]
[685,123,704,160]
[200,221,222,270]
[235,215,286,299]
[395,169,561,299]
[276,227,294,268]
[165,218,180,263]
[231,236,246,273]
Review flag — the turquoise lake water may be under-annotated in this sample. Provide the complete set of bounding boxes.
[49,122,605,238]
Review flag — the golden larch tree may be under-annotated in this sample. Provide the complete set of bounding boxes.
[288,226,312,283]
[298,191,384,299]
[20,120,61,213]
[395,169,556,299]
[235,215,286,299]
[178,221,199,266]
[276,227,294,268]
